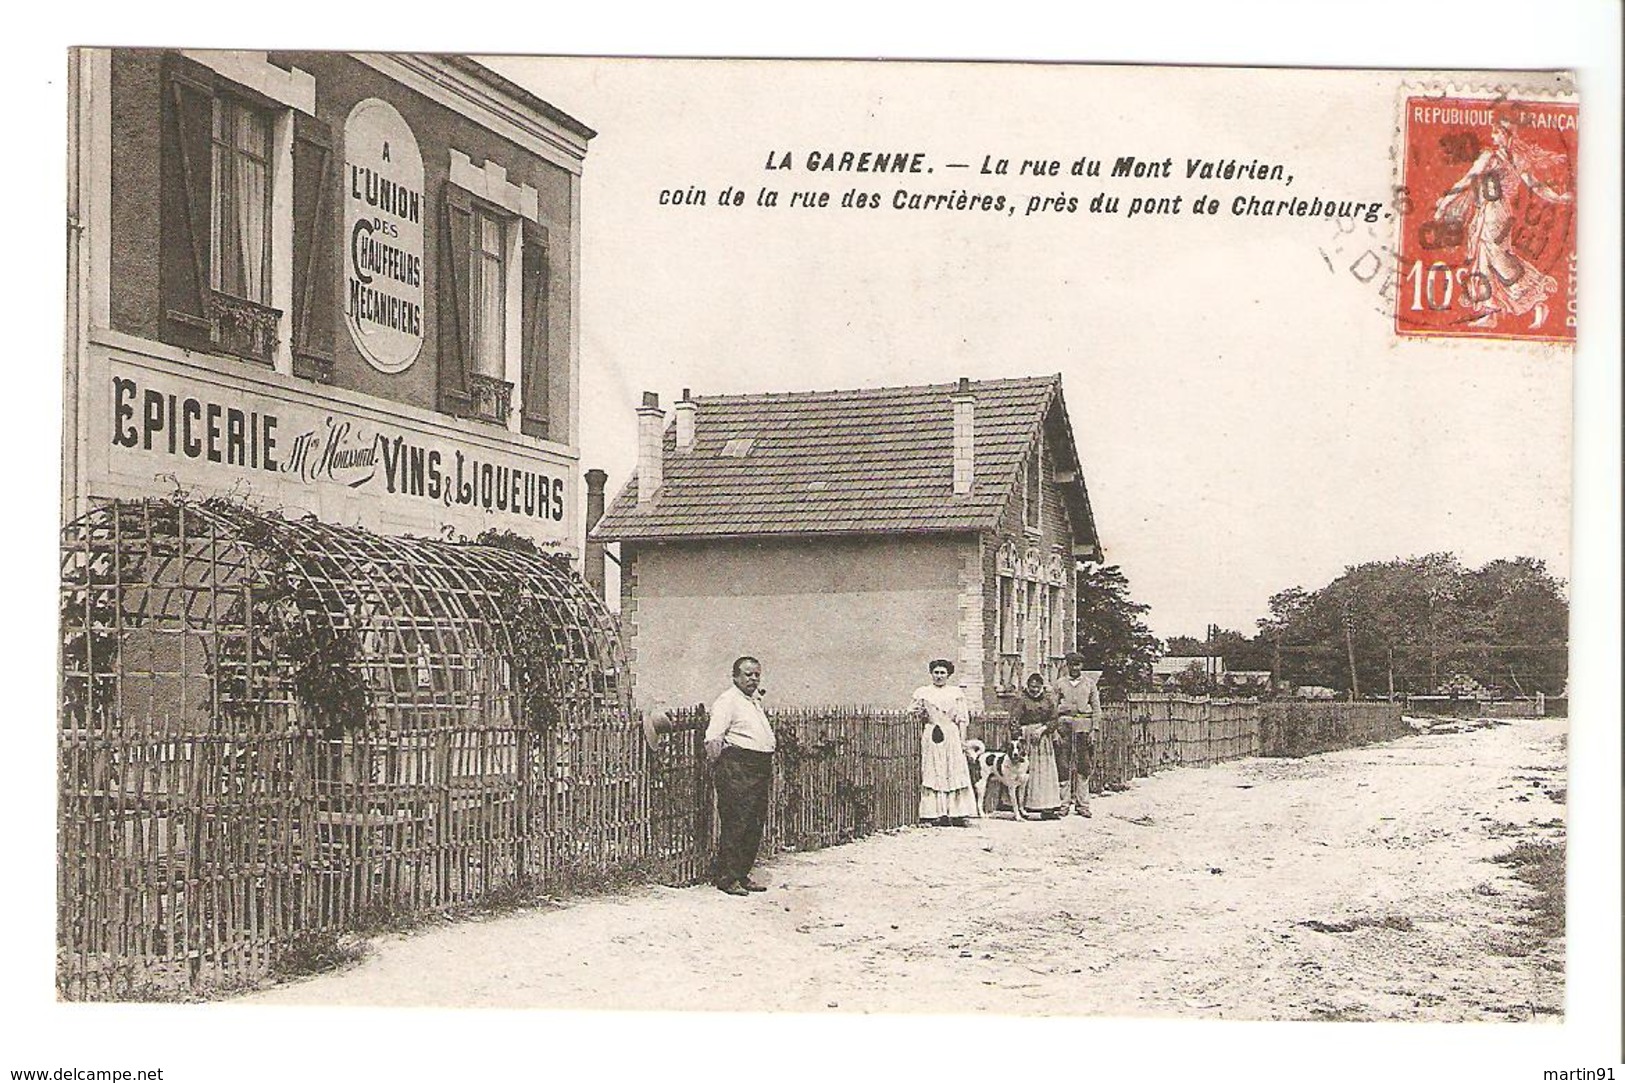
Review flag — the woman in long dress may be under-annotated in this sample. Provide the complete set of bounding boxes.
[1007,670,1066,819]
[1432,116,1574,331]
[913,659,979,827]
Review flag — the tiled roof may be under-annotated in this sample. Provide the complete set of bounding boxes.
[593,375,1101,548]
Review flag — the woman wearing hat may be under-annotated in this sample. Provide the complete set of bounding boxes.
[1007,670,1066,819]
[912,659,978,827]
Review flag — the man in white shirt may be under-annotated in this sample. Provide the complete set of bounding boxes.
[1055,650,1104,817]
[705,656,776,896]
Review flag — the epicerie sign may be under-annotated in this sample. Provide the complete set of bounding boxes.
[103,363,571,533]
[344,99,425,373]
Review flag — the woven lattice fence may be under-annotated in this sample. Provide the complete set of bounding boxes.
[661,706,924,865]
[58,498,627,999]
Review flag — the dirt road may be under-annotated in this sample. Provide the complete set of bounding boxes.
[241,717,1565,1020]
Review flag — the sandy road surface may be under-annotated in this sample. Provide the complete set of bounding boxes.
[242,717,1565,1020]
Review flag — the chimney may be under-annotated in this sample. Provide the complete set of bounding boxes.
[583,468,608,599]
[674,387,697,453]
[952,376,975,495]
[636,391,664,504]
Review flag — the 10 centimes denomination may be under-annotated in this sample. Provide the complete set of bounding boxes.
[1395,95,1577,343]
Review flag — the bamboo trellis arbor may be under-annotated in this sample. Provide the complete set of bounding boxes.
[58,497,627,998]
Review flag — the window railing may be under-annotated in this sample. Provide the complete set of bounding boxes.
[467,372,514,426]
[207,290,281,365]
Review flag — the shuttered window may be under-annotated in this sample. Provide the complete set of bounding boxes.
[437,163,552,434]
[159,55,283,365]
[289,111,337,381]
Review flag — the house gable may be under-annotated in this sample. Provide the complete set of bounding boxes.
[594,374,1101,549]
[979,395,1087,707]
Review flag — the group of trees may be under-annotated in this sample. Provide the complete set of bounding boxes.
[1071,563,1160,700]
[1075,553,1569,700]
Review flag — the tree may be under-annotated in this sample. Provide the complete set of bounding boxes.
[1165,628,1273,673]
[1074,563,1159,701]
[1171,660,1216,696]
[1259,587,1312,637]
[1457,557,1568,693]
[1254,554,1567,695]
[1163,634,1205,656]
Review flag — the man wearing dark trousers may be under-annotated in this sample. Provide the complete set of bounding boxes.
[1055,650,1104,817]
[705,656,776,896]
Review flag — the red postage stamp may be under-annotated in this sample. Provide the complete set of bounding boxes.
[1395,95,1578,343]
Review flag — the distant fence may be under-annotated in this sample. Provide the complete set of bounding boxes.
[1256,701,1411,758]
[1404,695,1567,719]
[62,695,1404,999]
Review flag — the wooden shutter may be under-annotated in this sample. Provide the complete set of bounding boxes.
[291,111,337,381]
[519,220,551,439]
[158,54,216,352]
[437,182,474,415]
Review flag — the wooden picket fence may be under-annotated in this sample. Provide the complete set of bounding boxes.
[1107,695,1262,787]
[1256,701,1412,757]
[968,695,1405,792]
[58,708,654,1001]
[663,706,924,858]
[60,694,1403,999]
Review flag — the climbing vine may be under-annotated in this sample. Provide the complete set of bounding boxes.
[473,528,593,734]
[205,499,370,737]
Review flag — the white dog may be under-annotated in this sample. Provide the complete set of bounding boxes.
[961,736,1035,820]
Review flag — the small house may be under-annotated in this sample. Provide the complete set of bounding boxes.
[591,375,1101,711]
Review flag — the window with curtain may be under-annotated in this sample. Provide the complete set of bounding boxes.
[208,96,271,304]
[997,575,1016,654]
[1048,584,1066,658]
[160,55,286,365]
[470,207,508,379]
[1032,584,1050,667]
[1014,580,1030,661]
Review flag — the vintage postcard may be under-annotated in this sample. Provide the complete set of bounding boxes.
[22,13,1622,1083]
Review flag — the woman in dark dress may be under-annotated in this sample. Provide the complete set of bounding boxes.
[1007,670,1066,819]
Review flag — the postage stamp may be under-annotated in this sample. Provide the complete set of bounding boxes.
[1395,94,1578,343]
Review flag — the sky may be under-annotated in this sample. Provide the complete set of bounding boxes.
[484,57,1576,640]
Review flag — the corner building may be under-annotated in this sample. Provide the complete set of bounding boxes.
[66,49,592,553]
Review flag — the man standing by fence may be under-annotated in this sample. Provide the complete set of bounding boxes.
[1056,651,1104,817]
[706,657,776,896]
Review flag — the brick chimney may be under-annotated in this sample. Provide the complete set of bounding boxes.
[636,392,664,504]
[952,376,975,495]
[674,388,697,453]
[583,468,608,599]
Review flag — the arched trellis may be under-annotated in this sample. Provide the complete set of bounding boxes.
[58,497,634,998]
[59,497,625,732]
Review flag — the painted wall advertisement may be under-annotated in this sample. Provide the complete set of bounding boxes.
[344,98,426,373]
[95,354,571,545]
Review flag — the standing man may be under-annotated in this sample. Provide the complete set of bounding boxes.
[705,656,776,896]
[1055,651,1104,817]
